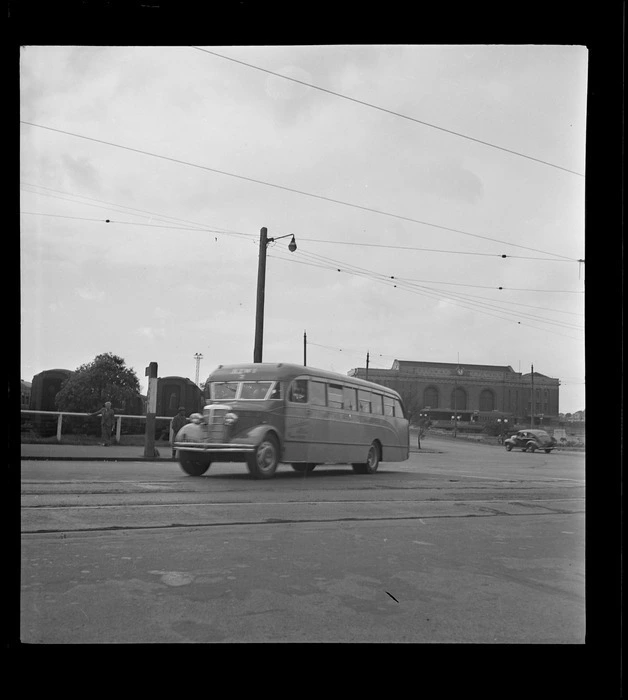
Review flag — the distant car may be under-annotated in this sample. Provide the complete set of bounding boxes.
[504,429,556,454]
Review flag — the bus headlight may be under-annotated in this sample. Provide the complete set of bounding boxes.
[224,412,238,426]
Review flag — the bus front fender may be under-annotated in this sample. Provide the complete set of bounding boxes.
[231,424,282,449]
[175,423,206,442]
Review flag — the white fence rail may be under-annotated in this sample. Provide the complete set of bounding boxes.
[21,410,174,444]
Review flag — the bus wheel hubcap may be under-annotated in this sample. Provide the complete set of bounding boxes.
[258,443,275,470]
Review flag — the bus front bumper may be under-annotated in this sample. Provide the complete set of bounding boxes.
[173,441,256,453]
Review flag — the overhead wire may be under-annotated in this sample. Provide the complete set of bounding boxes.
[294,236,580,262]
[21,182,581,264]
[20,121,581,262]
[279,245,584,302]
[268,249,584,338]
[20,202,583,323]
[191,47,585,178]
[19,182,250,238]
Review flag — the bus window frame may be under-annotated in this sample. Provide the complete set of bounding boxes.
[343,386,357,411]
[358,389,372,413]
[371,393,384,415]
[239,381,274,400]
[288,379,308,403]
[327,383,344,409]
[309,380,327,407]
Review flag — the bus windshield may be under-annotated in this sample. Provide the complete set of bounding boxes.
[210,382,238,400]
[240,381,273,400]
[209,380,278,401]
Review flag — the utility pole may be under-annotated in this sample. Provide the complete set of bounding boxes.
[453,354,459,438]
[453,380,458,439]
[194,353,203,386]
[530,363,535,427]
[303,330,307,366]
[253,227,297,363]
[366,351,370,380]
[254,227,269,363]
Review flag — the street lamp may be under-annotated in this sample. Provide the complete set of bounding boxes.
[497,417,508,444]
[254,227,298,363]
[451,414,461,438]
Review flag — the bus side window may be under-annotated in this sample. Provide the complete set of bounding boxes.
[372,394,384,415]
[289,379,308,403]
[393,399,405,417]
[328,383,343,409]
[270,382,281,399]
[343,386,357,410]
[310,381,327,406]
[358,390,371,413]
[383,397,394,416]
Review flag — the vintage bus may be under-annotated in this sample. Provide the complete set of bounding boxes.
[174,362,409,479]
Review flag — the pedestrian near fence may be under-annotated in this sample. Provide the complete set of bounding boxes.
[91,401,116,446]
[170,406,189,459]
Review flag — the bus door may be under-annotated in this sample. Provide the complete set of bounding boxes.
[283,378,312,462]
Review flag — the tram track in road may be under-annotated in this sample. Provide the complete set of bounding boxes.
[21,494,584,536]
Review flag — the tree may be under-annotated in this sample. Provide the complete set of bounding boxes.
[397,387,422,424]
[55,353,141,413]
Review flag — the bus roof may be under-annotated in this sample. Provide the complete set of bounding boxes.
[208,363,403,398]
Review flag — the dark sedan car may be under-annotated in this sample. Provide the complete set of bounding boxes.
[504,429,557,453]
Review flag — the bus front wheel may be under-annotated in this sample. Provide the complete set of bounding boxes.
[246,435,279,479]
[179,451,211,476]
[352,442,380,474]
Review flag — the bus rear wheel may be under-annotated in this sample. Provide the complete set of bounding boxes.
[246,435,279,479]
[352,442,380,474]
[291,463,317,474]
[179,451,211,476]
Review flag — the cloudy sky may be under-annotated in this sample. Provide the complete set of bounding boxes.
[20,44,587,412]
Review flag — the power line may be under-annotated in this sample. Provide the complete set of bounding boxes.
[20,121,580,262]
[20,211,255,240]
[270,252,585,336]
[269,251,584,339]
[296,236,580,262]
[22,187,576,264]
[21,182,581,264]
[21,207,584,305]
[285,247,584,297]
[20,182,234,233]
[192,47,584,177]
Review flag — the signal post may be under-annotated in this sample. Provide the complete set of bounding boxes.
[144,362,158,459]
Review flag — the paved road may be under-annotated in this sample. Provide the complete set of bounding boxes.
[19,437,585,644]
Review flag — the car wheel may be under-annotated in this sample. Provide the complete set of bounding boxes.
[527,443,537,453]
[179,451,211,476]
[544,449,553,453]
[505,444,513,451]
[352,442,380,474]
[246,435,279,479]
[291,463,317,473]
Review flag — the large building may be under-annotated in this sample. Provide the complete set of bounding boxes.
[348,359,559,426]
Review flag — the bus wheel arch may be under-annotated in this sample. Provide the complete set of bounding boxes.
[352,440,381,475]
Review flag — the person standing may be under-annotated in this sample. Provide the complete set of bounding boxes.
[91,401,116,446]
[170,406,188,459]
